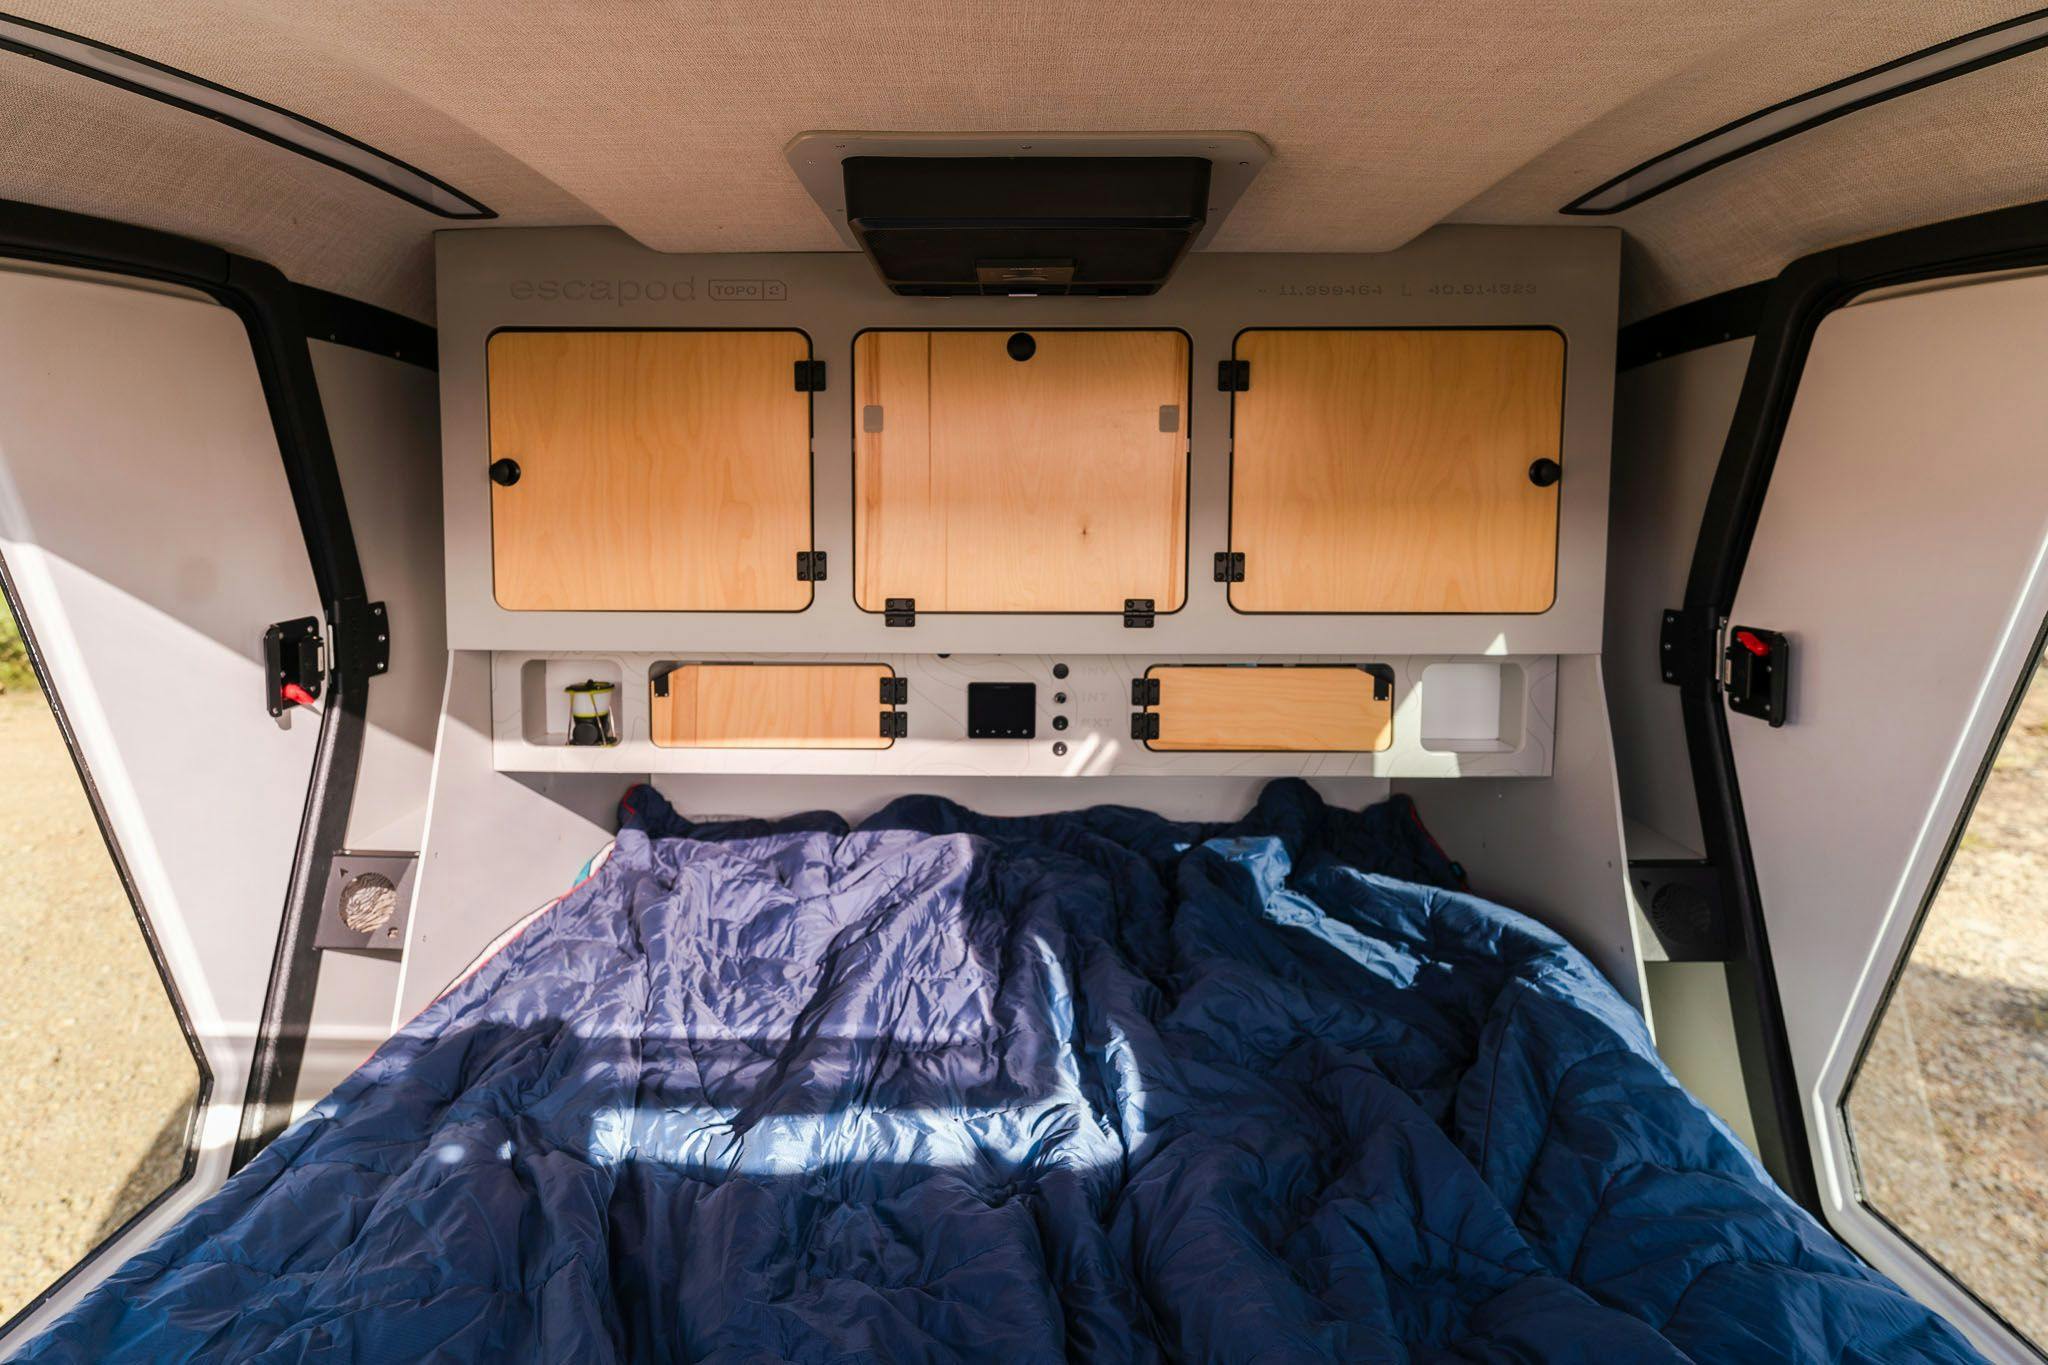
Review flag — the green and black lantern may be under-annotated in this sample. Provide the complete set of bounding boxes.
[564,679,618,747]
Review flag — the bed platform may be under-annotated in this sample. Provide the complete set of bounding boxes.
[13,782,1982,1364]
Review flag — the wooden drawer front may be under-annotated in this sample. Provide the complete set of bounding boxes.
[1229,329,1565,614]
[650,664,894,749]
[1143,665,1392,752]
[488,330,813,612]
[855,329,1189,614]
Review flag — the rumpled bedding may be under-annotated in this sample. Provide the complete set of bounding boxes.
[15,779,1983,1363]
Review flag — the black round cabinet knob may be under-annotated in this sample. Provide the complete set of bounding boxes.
[1006,332,1037,362]
[489,458,522,487]
[1052,715,1069,731]
[1528,458,1562,488]
[1051,662,1069,679]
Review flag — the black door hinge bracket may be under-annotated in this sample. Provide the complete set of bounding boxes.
[1659,607,1714,687]
[330,598,390,679]
[885,597,916,627]
[1217,359,1251,392]
[794,359,827,392]
[1213,551,1245,583]
[880,675,908,705]
[1123,598,1156,628]
[1364,663,1393,702]
[880,710,909,738]
[797,550,828,582]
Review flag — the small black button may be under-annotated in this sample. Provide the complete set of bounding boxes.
[1052,715,1068,731]
[1053,692,1067,705]
[1052,741,1068,756]
[1052,663,1069,679]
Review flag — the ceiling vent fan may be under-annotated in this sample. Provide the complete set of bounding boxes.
[785,132,1271,296]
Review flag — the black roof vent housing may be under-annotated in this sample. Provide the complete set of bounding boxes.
[787,133,1272,297]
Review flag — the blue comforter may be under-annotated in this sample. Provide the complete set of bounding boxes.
[17,780,1980,1363]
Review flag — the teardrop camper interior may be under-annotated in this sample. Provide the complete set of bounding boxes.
[0,6,2044,1361]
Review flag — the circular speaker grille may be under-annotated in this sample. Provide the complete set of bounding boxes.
[340,871,399,934]
[1647,881,1714,950]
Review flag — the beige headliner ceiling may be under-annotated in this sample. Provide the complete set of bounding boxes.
[2,0,2041,322]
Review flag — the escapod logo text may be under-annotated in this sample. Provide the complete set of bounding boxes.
[508,277,695,304]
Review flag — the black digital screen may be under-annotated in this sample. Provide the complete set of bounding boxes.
[966,682,1036,739]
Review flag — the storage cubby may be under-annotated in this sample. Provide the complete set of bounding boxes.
[1227,328,1566,614]
[650,663,896,749]
[517,656,624,746]
[1140,664,1393,753]
[487,329,814,612]
[853,329,1189,614]
[1418,661,1524,753]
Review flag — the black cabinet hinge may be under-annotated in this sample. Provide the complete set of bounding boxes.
[794,359,827,392]
[796,550,828,582]
[652,669,670,698]
[885,597,916,627]
[880,710,909,739]
[1213,551,1245,583]
[1725,625,1790,727]
[1217,359,1251,392]
[1123,598,1155,628]
[1364,663,1393,702]
[880,676,908,705]
[1131,677,1161,706]
[1130,711,1160,741]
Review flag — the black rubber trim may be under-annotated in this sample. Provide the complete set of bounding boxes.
[0,554,212,1342]
[1617,280,1773,371]
[1679,192,2048,1216]
[0,11,493,219]
[0,195,376,1173]
[296,284,437,371]
[1564,8,2048,215]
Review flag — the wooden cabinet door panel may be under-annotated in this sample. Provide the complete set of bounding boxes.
[856,329,1188,613]
[650,664,892,749]
[1230,329,1564,614]
[1144,665,1392,752]
[489,330,812,612]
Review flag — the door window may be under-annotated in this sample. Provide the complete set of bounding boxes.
[1844,643,2048,1349]
[0,575,204,1324]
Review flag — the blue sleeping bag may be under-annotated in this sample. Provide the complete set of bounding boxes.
[15,780,1981,1363]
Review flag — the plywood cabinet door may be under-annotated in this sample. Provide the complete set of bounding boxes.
[1229,329,1565,614]
[488,330,812,611]
[855,329,1189,613]
[650,664,894,749]
[1141,664,1392,752]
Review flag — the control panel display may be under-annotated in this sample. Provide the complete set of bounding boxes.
[966,682,1036,738]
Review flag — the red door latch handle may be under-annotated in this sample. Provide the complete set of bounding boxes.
[1733,628,1772,657]
[280,682,318,708]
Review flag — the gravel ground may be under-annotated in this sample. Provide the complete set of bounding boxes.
[1848,655,2048,1347]
[0,690,199,1322]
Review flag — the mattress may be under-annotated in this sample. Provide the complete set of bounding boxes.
[14,780,1982,1363]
